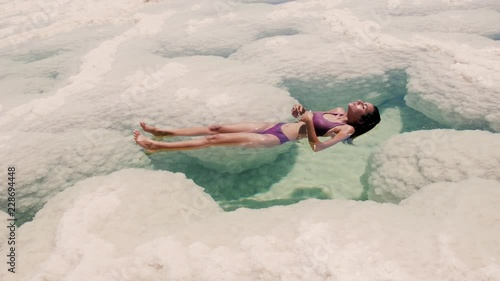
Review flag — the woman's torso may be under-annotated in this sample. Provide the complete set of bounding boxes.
[312,111,346,136]
[281,111,348,141]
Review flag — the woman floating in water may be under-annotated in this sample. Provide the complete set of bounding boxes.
[134,100,380,153]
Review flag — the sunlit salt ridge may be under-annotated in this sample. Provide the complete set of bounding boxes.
[154,2,302,58]
[0,0,149,46]
[0,10,174,123]
[0,23,132,110]
[367,129,500,203]
[338,0,500,16]
[14,169,500,281]
[383,8,500,36]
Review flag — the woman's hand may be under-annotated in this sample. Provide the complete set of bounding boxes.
[299,110,313,123]
[291,104,306,118]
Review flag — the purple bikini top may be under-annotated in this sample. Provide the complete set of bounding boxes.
[312,111,346,136]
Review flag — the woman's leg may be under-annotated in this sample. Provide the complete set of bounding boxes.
[134,130,280,153]
[140,121,274,137]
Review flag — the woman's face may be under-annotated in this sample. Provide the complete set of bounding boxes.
[347,100,375,123]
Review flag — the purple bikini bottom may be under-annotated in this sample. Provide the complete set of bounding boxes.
[257,123,290,144]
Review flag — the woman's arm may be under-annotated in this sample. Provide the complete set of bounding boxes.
[311,129,354,152]
[300,111,354,152]
[302,111,320,148]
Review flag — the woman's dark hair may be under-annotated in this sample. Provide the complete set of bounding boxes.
[343,106,381,144]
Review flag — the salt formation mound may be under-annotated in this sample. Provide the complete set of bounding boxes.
[0,131,151,221]
[17,169,500,281]
[405,35,500,132]
[18,169,221,280]
[367,129,500,202]
[0,0,151,46]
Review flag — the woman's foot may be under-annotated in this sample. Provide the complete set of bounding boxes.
[134,130,158,153]
[140,121,170,137]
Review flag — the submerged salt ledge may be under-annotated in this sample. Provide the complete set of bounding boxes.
[367,129,500,203]
[16,169,500,281]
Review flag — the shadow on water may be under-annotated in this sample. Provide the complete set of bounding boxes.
[154,46,238,59]
[390,95,451,132]
[12,49,66,63]
[149,144,300,201]
[220,187,330,211]
[486,33,500,41]
[371,70,450,132]
[255,28,300,41]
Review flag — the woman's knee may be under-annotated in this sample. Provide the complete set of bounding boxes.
[208,124,222,134]
[205,134,220,143]
[205,134,248,146]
